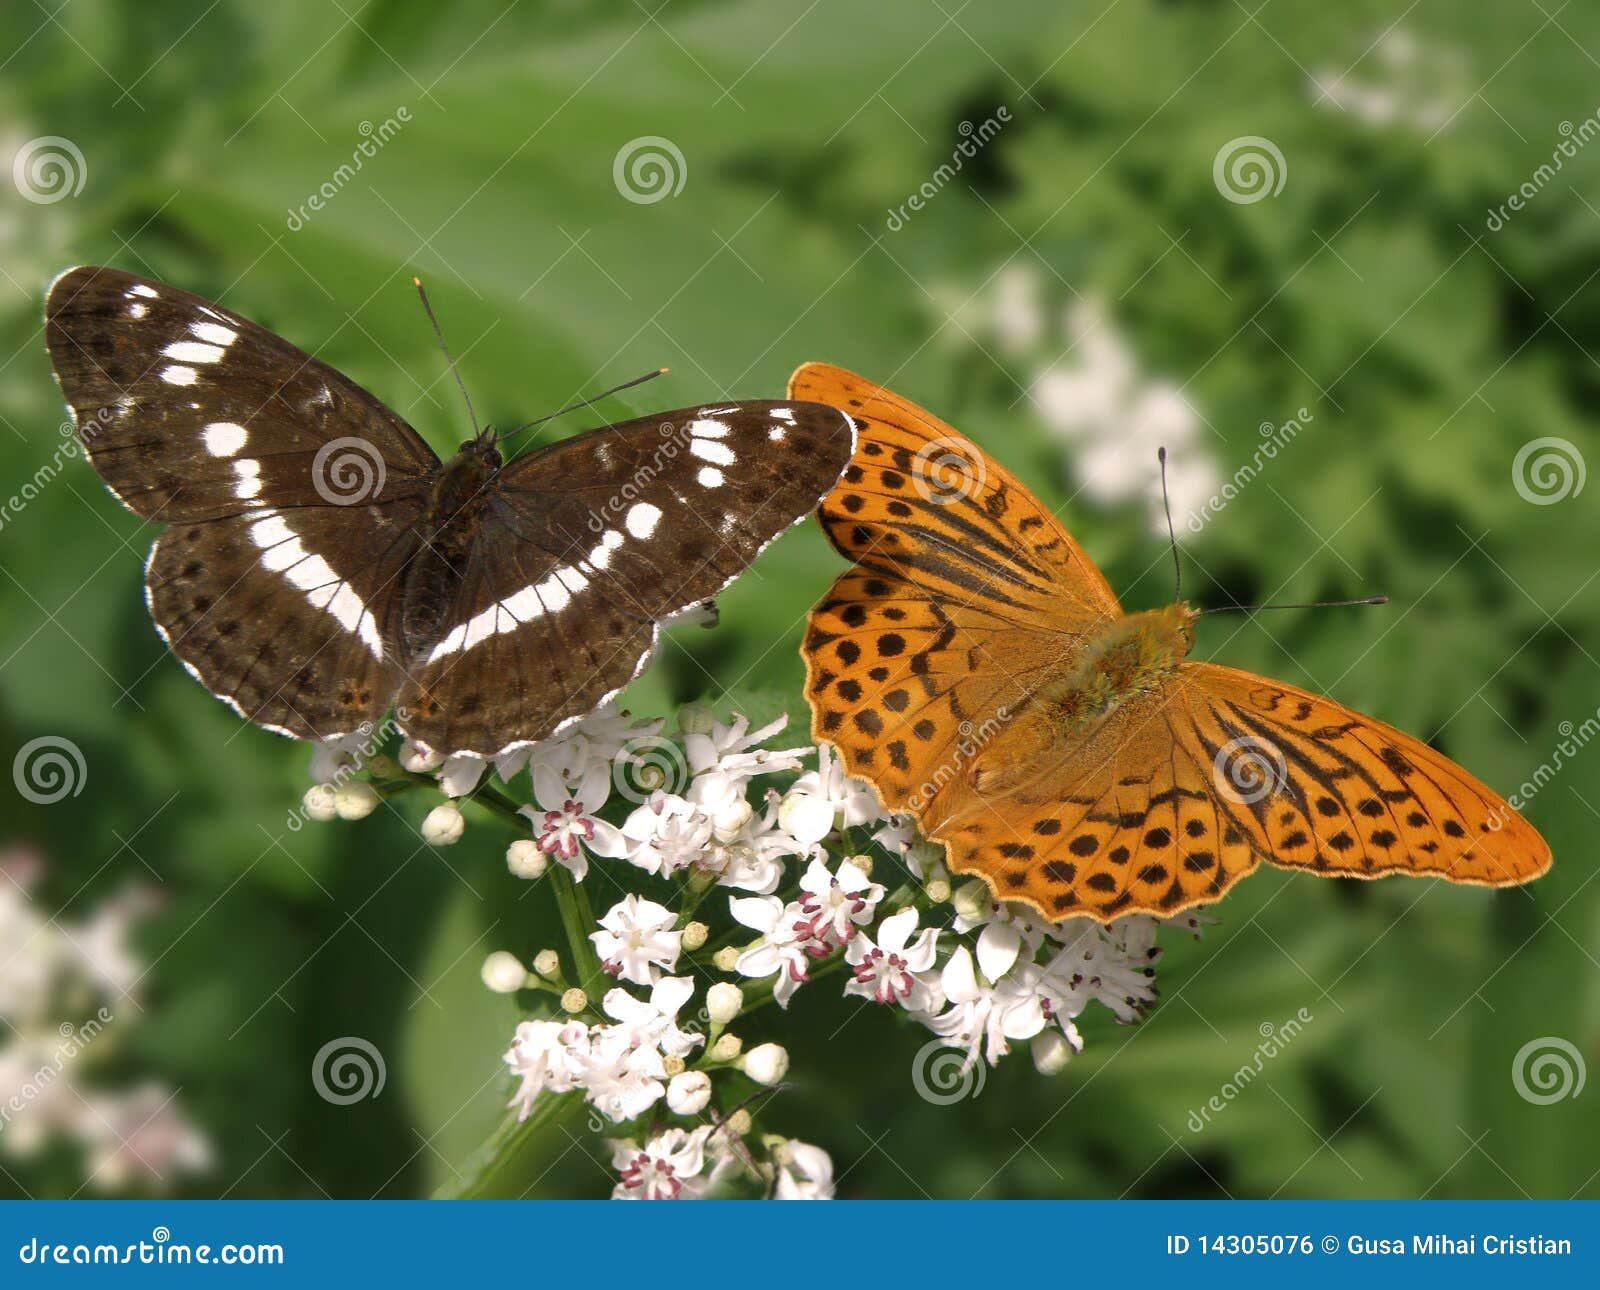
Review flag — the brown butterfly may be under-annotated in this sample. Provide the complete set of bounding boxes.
[793,362,1551,921]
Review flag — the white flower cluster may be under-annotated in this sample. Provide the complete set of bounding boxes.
[309,701,1202,1200]
[0,849,211,1191]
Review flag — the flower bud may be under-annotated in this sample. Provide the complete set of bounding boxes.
[741,1042,789,1086]
[560,987,587,1014]
[681,921,710,952]
[709,1033,742,1062]
[723,1107,752,1136]
[706,982,743,1024]
[399,739,443,773]
[532,949,561,979]
[952,879,992,923]
[662,1054,686,1077]
[333,780,381,821]
[925,878,952,905]
[908,839,944,875]
[846,852,873,877]
[366,754,397,780]
[667,1070,712,1115]
[421,803,465,845]
[302,784,338,822]
[480,951,528,994]
[711,798,753,842]
[676,702,716,737]
[1032,1029,1074,1076]
[506,838,547,879]
[711,946,740,972]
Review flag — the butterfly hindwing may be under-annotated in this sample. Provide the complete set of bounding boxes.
[1179,663,1551,888]
[147,504,421,739]
[45,266,438,521]
[399,401,856,756]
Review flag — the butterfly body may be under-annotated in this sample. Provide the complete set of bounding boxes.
[46,266,855,757]
[792,362,1550,920]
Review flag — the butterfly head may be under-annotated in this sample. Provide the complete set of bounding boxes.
[463,426,503,470]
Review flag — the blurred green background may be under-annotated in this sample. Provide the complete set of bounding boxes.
[2,0,1597,1200]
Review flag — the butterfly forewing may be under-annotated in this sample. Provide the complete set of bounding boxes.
[46,266,438,521]
[399,401,855,756]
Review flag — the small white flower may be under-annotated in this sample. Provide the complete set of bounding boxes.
[618,794,712,877]
[601,975,703,1059]
[591,895,682,986]
[503,1019,589,1119]
[729,895,812,1008]
[517,764,628,880]
[421,803,465,845]
[332,780,380,820]
[928,947,1050,1067]
[794,856,884,949]
[481,951,528,994]
[309,731,367,783]
[844,908,941,1010]
[399,739,443,773]
[1031,1029,1074,1075]
[666,1070,713,1116]
[302,784,338,822]
[506,838,547,880]
[611,1125,713,1200]
[779,743,881,846]
[438,754,488,798]
[951,883,1048,981]
[582,1025,669,1123]
[705,981,743,1024]
[741,1042,789,1086]
[772,1138,835,1200]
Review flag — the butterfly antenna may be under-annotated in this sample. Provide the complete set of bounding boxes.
[413,277,481,437]
[497,367,670,445]
[1196,596,1388,616]
[1158,446,1181,601]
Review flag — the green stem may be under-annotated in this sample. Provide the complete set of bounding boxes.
[550,865,606,993]
[433,1092,587,1200]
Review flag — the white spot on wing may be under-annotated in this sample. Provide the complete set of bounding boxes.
[689,438,734,466]
[161,365,198,386]
[587,529,625,569]
[127,284,158,299]
[688,418,729,439]
[128,303,148,320]
[163,341,224,364]
[203,422,248,456]
[233,458,262,499]
[190,321,237,346]
[697,466,724,488]
[771,407,796,424]
[624,502,662,539]
[768,426,786,441]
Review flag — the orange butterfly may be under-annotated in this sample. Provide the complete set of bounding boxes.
[792,363,1552,921]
